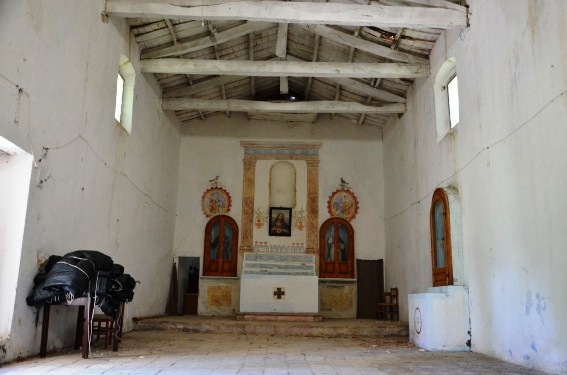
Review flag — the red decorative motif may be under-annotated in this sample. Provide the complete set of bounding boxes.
[327,188,359,221]
[201,187,232,218]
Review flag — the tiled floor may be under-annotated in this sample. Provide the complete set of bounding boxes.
[0,330,543,374]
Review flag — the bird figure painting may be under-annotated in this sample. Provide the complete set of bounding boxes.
[340,178,350,189]
[209,175,220,186]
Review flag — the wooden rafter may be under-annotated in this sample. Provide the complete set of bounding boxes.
[141,21,275,59]
[313,25,428,64]
[162,98,406,114]
[140,59,430,78]
[106,1,468,29]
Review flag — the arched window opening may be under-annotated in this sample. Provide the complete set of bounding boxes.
[434,57,459,141]
[319,218,354,279]
[115,55,135,134]
[203,215,238,277]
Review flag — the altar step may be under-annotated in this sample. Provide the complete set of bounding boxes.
[133,315,409,339]
[236,312,323,322]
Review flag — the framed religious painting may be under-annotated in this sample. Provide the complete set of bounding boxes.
[268,207,292,237]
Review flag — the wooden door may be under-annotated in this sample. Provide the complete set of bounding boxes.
[319,218,354,279]
[203,215,238,277]
[356,259,384,318]
[430,188,453,286]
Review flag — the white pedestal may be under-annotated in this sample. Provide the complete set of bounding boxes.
[408,285,471,351]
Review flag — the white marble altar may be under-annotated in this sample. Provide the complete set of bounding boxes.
[240,253,318,314]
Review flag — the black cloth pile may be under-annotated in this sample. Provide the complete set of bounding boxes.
[27,250,136,320]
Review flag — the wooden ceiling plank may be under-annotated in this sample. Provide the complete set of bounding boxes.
[313,25,428,64]
[106,1,468,29]
[395,0,466,12]
[163,75,245,97]
[142,21,275,59]
[141,59,430,78]
[328,77,406,103]
[162,98,406,113]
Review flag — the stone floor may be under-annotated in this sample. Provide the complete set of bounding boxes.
[0,328,544,374]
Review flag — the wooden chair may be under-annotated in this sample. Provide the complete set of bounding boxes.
[92,313,114,349]
[376,287,399,321]
[92,302,126,350]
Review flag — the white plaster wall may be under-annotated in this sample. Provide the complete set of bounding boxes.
[383,1,567,373]
[0,0,180,363]
[174,114,385,268]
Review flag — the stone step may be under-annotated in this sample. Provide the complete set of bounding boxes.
[133,315,410,338]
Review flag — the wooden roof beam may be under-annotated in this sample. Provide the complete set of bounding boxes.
[162,98,406,114]
[140,59,430,78]
[106,1,468,29]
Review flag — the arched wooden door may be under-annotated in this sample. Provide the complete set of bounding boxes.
[203,215,238,277]
[430,188,453,286]
[319,217,354,279]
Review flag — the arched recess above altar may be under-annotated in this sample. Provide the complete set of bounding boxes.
[238,141,321,260]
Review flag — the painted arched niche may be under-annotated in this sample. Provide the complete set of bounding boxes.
[270,161,296,208]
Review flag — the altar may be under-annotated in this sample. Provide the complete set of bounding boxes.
[239,252,318,314]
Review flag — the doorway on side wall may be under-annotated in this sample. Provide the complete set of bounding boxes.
[356,259,384,319]
[177,256,200,315]
[0,136,33,338]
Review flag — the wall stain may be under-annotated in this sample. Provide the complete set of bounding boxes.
[525,290,533,316]
[531,341,537,353]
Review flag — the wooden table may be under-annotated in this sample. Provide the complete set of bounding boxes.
[40,297,124,358]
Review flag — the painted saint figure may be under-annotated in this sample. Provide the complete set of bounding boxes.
[270,212,290,235]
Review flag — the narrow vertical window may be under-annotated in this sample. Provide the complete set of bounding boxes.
[434,57,458,141]
[115,55,135,134]
[447,75,459,128]
[114,73,124,122]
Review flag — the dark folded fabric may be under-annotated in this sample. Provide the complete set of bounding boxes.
[27,250,136,321]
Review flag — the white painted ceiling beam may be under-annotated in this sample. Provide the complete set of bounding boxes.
[141,59,430,78]
[106,1,468,29]
[162,98,406,113]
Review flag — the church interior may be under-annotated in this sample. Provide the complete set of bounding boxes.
[1,0,566,374]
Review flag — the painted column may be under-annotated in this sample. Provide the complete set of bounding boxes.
[240,157,257,254]
[306,159,319,255]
